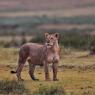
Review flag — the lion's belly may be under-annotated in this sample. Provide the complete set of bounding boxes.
[29,50,45,66]
[28,56,44,66]
[28,45,60,65]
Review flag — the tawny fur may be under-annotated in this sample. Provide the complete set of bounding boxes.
[11,33,61,81]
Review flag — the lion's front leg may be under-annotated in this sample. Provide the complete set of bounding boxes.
[52,63,59,81]
[44,62,50,81]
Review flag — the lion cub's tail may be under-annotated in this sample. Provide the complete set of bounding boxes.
[10,71,17,74]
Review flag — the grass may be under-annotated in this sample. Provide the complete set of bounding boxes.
[1,67,95,95]
[0,48,18,65]
[0,80,31,95]
[33,85,65,95]
[0,48,95,95]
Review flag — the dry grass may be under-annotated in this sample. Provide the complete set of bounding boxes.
[0,66,95,94]
[0,48,95,94]
[0,36,32,43]
[0,48,18,65]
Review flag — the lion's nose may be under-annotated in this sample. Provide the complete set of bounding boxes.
[47,40,50,43]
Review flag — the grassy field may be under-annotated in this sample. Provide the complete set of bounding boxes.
[0,0,95,94]
[0,48,95,95]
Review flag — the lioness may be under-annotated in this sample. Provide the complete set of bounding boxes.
[11,33,61,81]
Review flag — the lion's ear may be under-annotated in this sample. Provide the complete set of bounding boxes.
[54,33,59,39]
[45,32,49,38]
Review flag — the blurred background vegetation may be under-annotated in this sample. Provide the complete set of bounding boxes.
[0,16,95,50]
[0,0,95,51]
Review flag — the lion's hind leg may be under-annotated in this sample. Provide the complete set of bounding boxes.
[28,59,39,81]
[16,49,28,81]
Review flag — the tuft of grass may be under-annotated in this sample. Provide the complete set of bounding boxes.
[0,80,31,95]
[34,85,65,95]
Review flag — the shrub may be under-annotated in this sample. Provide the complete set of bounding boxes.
[29,30,95,50]
[30,32,45,43]
[34,85,65,95]
[0,80,31,95]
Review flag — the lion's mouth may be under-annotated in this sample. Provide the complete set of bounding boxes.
[46,43,53,47]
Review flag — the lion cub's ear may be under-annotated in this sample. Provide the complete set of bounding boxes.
[54,33,59,39]
[45,32,49,38]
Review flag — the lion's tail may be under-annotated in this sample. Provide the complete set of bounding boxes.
[10,71,17,74]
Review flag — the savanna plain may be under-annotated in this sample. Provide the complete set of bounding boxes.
[0,0,95,94]
[0,48,95,95]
